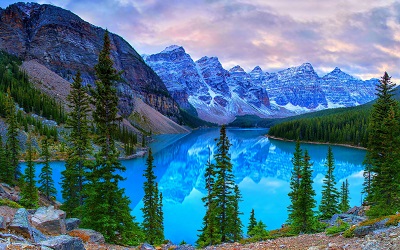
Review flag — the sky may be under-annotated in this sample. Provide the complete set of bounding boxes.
[0,0,399,82]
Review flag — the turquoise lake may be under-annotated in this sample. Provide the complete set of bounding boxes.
[22,128,367,245]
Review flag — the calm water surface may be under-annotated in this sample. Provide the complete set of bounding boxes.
[24,128,366,245]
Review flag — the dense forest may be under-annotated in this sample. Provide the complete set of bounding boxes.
[267,88,400,147]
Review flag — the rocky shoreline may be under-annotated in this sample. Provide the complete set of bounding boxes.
[266,135,367,150]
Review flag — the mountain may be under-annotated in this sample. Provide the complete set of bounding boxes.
[144,46,271,124]
[0,2,182,127]
[145,46,378,124]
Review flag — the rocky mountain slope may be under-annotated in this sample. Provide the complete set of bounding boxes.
[145,46,378,124]
[0,2,180,124]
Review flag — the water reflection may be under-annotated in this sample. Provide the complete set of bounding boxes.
[22,128,366,245]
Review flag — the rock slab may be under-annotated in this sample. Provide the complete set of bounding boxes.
[40,235,85,250]
[31,206,66,235]
[68,228,105,243]
[9,208,32,239]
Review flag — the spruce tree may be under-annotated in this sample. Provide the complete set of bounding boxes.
[229,185,243,242]
[197,148,220,247]
[62,71,92,217]
[287,140,302,223]
[20,135,39,208]
[38,138,56,200]
[291,150,316,234]
[0,135,9,182]
[5,90,20,183]
[247,209,257,236]
[198,126,242,246]
[213,125,241,242]
[141,149,164,245]
[319,146,339,219]
[339,179,350,213]
[248,221,268,240]
[81,31,141,245]
[364,72,400,216]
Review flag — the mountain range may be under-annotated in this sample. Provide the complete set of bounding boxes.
[144,46,378,124]
[0,2,379,128]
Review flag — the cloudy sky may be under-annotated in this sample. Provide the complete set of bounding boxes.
[1,0,399,82]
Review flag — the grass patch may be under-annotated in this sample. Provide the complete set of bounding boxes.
[325,219,349,235]
[0,198,23,208]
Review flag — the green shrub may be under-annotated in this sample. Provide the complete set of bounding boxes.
[343,225,356,238]
[0,198,23,208]
[325,219,349,235]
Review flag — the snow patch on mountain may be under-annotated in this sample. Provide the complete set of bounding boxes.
[145,45,378,124]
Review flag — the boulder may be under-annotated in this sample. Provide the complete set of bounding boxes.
[65,218,80,231]
[31,206,66,235]
[40,235,85,250]
[0,216,6,229]
[68,228,105,243]
[354,218,389,237]
[9,208,32,239]
[31,227,48,243]
[140,243,155,250]
[328,213,366,226]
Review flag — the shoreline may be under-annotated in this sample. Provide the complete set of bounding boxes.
[266,135,367,150]
[18,149,148,163]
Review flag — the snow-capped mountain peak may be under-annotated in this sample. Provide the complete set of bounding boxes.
[144,45,378,124]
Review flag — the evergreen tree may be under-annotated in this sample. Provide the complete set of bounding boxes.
[229,185,243,242]
[247,209,257,236]
[141,149,164,245]
[5,90,20,183]
[81,31,141,245]
[198,126,242,246]
[0,135,9,182]
[197,148,220,247]
[291,150,316,234]
[38,138,56,200]
[364,72,400,216]
[319,146,339,219]
[287,140,302,223]
[248,221,269,240]
[62,71,92,217]
[213,125,241,242]
[156,189,164,243]
[20,135,39,208]
[339,179,350,213]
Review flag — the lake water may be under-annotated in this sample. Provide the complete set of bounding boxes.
[22,128,366,245]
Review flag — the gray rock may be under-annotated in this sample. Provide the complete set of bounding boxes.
[328,213,366,226]
[9,208,32,239]
[68,228,105,243]
[0,243,6,250]
[32,227,48,243]
[354,218,390,237]
[65,218,80,231]
[31,206,66,235]
[175,245,195,250]
[140,243,155,250]
[0,216,6,229]
[40,235,85,250]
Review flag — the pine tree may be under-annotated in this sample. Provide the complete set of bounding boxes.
[213,125,241,242]
[62,71,92,217]
[287,140,302,224]
[141,149,164,245]
[156,189,164,243]
[291,150,316,234]
[229,185,243,242]
[248,221,268,240]
[364,72,400,216]
[198,126,242,246]
[197,148,220,247]
[5,90,20,183]
[20,135,39,208]
[247,209,257,236]
[0,135,9,182]
[339,179,350,213]
[319,146,339,219]
[81,31,141,245]
[38,138,56,200]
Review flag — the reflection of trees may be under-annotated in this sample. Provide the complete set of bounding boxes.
[154,129,365,204]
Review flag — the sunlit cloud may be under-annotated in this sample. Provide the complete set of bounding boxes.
[0,0,399,82]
